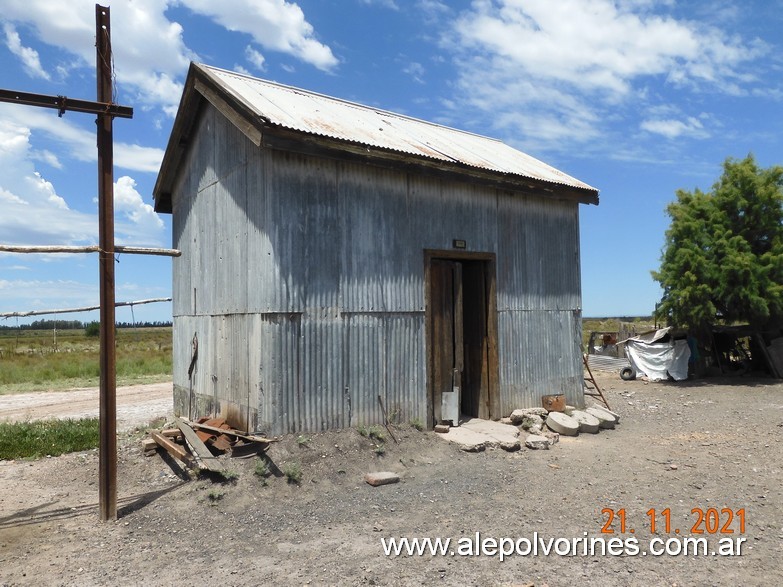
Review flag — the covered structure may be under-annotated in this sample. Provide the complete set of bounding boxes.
[153,63,599,435]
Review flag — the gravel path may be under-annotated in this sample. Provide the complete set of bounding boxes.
[0,382,173,431]
[1,374,782,586]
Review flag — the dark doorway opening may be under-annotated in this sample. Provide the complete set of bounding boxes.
[426,251,499,428]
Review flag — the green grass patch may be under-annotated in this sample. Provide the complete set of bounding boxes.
[0,418,100,460]
[0,327,172,394]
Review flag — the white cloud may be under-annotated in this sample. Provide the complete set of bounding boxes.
[403,61,426,84]
[444,0,772,152]
[245,46,267,71]
[1,0,194,116]
[0,278,98,311]
[30,149,63,169]
[0,104,164,173]
[113,175,165,241]
[0,119,164,247]
[640,117,708,139]
[2,0,338,114]
[180,0,338,71]
[3,22,50,80]
[359,0,400,10]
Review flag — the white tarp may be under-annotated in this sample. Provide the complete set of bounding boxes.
[626,338,691,381]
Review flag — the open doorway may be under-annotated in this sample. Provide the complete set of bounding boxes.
[425,251,499,428]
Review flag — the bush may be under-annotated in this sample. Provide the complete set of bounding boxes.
[84,322,100,337]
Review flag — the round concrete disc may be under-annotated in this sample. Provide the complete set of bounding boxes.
[586,407,617,429]
[595,406,621,424]
[569,410,601,433]
[546,411,579,436]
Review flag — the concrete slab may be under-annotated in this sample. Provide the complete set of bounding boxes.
[438,418,520,451]
[439,426,488,452]
[461,418,521,451]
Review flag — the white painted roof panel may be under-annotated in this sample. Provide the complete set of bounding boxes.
[199,64,597,193]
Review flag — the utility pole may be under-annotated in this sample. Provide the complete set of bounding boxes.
[0,4,132,521]
[95,3,117,522]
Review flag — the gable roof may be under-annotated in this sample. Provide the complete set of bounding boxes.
[154,63,599,212]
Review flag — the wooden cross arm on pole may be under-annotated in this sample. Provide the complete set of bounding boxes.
[0,244,181,257]
[0,88,133,119]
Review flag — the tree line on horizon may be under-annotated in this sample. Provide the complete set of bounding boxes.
[0,319,172,332]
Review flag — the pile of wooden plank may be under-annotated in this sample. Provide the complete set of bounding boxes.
[142,416,275,473]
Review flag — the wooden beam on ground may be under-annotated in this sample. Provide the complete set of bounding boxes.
[150,432,196,469]
[175,417,224,472]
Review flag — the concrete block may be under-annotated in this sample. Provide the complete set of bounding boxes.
[519,414,545,431]
[542,430,560,445]
[545,412,579,436]
[364,472,400,487]
[434,424,450,433]
[570,410,601,434]
[510,408,548,424]
[525,434,551,450]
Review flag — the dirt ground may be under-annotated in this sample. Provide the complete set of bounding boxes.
[1,372,782,587]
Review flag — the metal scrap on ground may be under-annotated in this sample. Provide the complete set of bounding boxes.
[145,416,273,472]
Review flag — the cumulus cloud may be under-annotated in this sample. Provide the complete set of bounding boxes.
[0,119,164,247]
[443,0,772,153]
[2,0,338,115]
[180,0,338,72]
[113,176,165,244]
[0,104,164,173]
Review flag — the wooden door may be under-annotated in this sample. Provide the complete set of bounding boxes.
[429,259,463,425]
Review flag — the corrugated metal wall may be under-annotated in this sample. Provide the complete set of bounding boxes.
[171,104,585,435]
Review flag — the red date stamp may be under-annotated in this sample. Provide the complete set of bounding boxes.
[600,508,746,535]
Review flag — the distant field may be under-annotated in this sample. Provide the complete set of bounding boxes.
[0,327,172,394]
[0,319,656,394]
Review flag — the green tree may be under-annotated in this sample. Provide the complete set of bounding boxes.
[653,154,783,334]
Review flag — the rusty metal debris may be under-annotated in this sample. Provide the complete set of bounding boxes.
[144,417,276,472]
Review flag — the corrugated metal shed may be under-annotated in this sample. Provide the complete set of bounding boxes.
[199,64,595,192]
[158,61,599,435]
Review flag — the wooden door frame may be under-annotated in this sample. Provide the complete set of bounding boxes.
[424,249,500,428]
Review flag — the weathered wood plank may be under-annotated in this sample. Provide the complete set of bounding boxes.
[150,432,196,469]
[175,417,224,472]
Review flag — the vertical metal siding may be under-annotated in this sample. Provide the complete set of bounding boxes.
[498,309,583,411]
[171,103,587,434]
[497,192,581,311]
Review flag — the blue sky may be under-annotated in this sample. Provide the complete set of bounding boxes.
[1,0,781,324]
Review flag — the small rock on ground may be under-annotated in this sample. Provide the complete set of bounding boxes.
[525,434,551,450]
[364,472,400,487]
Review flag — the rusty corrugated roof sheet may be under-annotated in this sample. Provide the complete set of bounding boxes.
[197,64,597,193]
